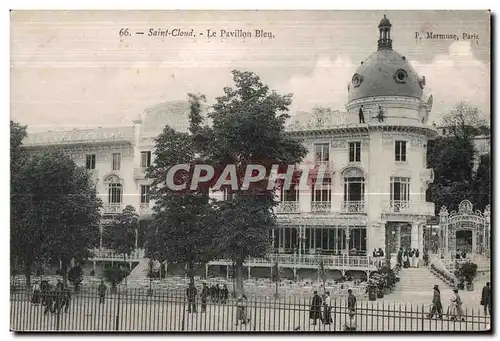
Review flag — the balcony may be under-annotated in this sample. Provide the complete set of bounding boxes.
[139,202,152,215]
[382,200,435,216]
[311,201,331,213]
[133,168,147,180]
[341,200,366,213]
[102,203,124,214]
[276,201,300,214]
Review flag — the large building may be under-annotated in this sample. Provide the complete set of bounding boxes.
[24,16,439,278]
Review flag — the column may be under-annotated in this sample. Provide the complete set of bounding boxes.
[411,221,419,249]
[418,224,424,252]
[395,225,401,251]
[472,231,477,255]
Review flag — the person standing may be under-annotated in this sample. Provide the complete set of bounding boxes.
[309,291,322,325]
[415,249,420,268]
[186,283,197,313]
[397,248,403,267]
[31,281,41,306]
[323,292,333,325]
[449,289,465,321]
[345,289,357,331]
[98,279,107,305]
[481,282,491,316]
[359,105,365,124]
[221,284,229,304]
[376,105,385,122]
[62,282,71,313]
[201,283,209,313]
[428,285,443,319]
[43,283,54,315]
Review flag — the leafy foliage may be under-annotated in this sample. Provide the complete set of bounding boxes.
[103,266,130,289]
[455,262,478,284]
[145,96,219,285]
[205,70,307,294]
[103,205,138,260]
[11,138,101,287]
[472,153,491,211]
[67,265,83,291]
[442,101,488,141]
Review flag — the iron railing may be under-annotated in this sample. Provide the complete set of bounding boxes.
[311,201,332,213]
[341,201,366,213]
[276,201,300,214]
[101,203,124,214]
[10,289,491,332]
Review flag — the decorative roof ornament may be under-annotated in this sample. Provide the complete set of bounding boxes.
[377,15,393,50]
[458,200,473,214]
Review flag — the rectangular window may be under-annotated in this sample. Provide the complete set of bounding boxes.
[314,143,330,163]
[312,178,331,202]
[140,185,150,203]
[85,154,96,170]
[280,187,299,202]
[112,153,121,171]
[108,183,122,203]
[349,142,361,162]
[390,177,410,202]
[395,140,407,162]
[141,151,152,169]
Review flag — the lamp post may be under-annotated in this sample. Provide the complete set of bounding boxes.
[438,206,449,258]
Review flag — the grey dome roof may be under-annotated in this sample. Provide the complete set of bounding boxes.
[347,49,423,102]
[379,15,392,28]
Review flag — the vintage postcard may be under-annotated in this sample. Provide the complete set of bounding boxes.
[10,10,491,333]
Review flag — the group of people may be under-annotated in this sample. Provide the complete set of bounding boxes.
[358,105,385,124]
[371,248,385,267]
[31,279,71,315]
[186,283,230,314]
[397,248,420,268]
[429,282,491,321]
[309,289,357,329]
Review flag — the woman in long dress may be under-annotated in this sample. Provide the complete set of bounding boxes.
[448,289,465,321]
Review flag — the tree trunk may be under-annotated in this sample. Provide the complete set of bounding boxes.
[24,264,32,289]
[124,254,128,288]
[235,260,244,297]
[187,261,195,287]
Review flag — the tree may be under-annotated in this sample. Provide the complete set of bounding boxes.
[206,70,308,295]
[472,153,491,211]
[11,148,101,287]
[145,95,219,287]
[426,136,475,214]
[103,205,139,264]
[67,264,83,291]
[442,101,488,141]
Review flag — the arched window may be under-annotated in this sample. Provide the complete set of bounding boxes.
[104,174,123,204]
[341,167,366,213]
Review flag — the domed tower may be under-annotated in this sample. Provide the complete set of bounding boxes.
[343,15,437,254]
[346,15,430,125]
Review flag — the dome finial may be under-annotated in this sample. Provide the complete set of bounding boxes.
[378,15,393,50]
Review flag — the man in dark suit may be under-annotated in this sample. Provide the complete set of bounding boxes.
[359,106,365,123]
[482,282,491,316]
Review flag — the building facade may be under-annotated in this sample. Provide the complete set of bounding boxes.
[24,16,438,276]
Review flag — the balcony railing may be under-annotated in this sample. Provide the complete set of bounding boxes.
[91,248,145,261]
[311,201,331,213]
[210,254,372,269]
[341,200,366,213]
[133,168,146,180]
[276,201,300,214]
[102,203,124,214]
[382,201,435,216]
[139,202,152,215]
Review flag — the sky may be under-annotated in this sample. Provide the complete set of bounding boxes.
[10,10,490,132]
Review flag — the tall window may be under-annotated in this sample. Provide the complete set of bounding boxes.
[312,178,331,202]
[86,154,96,170]
[112,153,121,171]
[349,142,361,162]
[343,168,365,202]
[390,177,410,202]
[108,183,123,203]
[280,187,299,202]
[141,151,152,169]
[395,140,407,162]
[314,143,330,163]
[140,185,150,203]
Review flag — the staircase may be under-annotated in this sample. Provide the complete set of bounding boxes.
[124,258,150,288]
[384,267,451,304]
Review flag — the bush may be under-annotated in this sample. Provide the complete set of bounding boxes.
[103,266,130,288]
[455,262,478,284]
[68,265,83,291]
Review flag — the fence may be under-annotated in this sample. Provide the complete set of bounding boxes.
[11,288,491,332]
